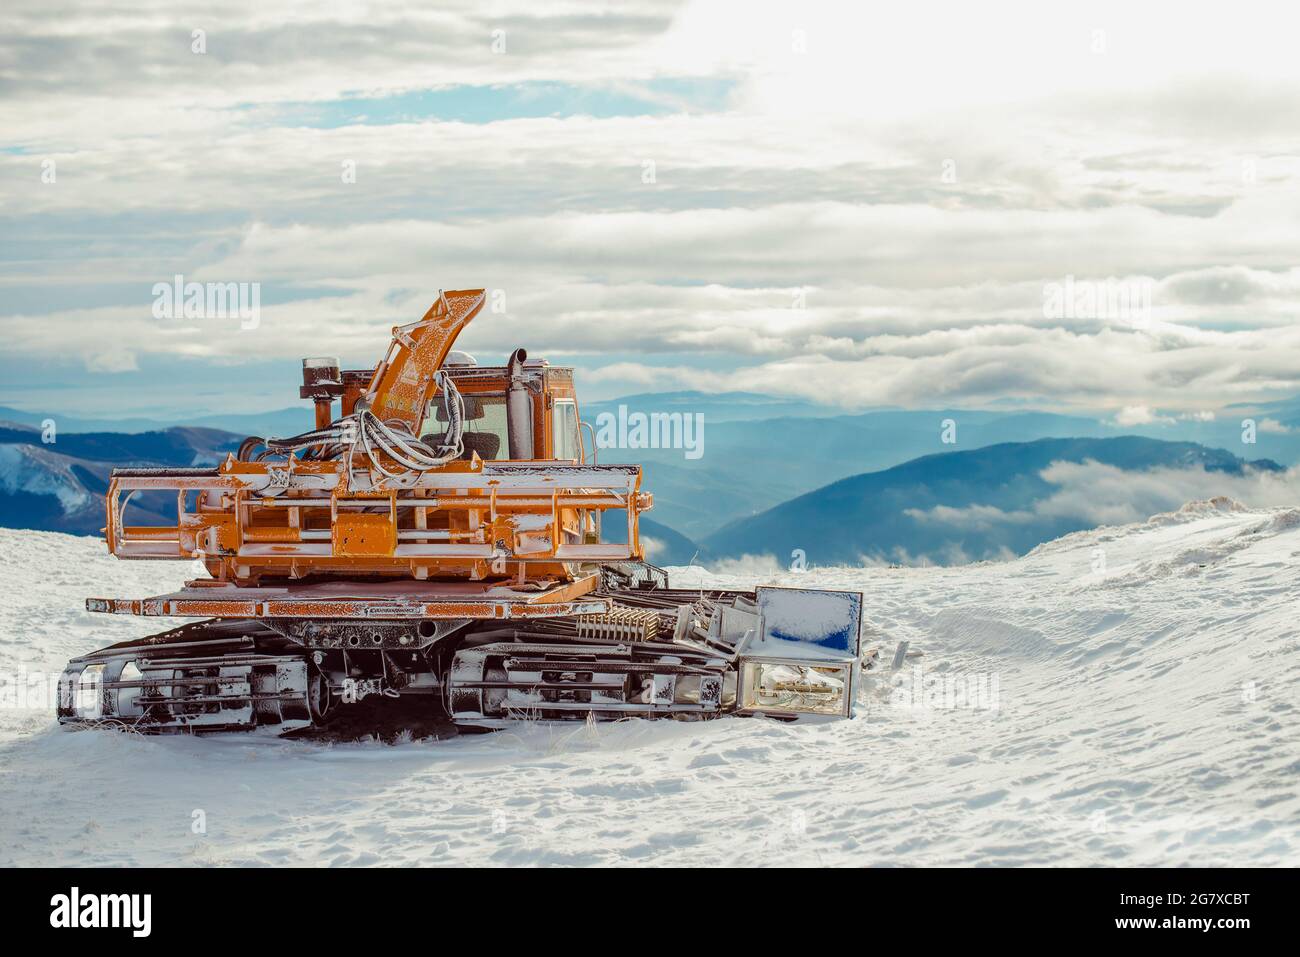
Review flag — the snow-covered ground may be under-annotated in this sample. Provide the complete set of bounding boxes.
[1,500,1297,866]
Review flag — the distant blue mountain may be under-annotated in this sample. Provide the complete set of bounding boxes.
[2,421,1284,570]
[592,399,1300,537]
[702,437,1285,566]
[0,405,313,438]
[0,424,240,465]
[6,391,1298,543]
[639,517,699,566]
[0,425,245,535]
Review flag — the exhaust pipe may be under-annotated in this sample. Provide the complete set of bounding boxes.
[506,348,534,459]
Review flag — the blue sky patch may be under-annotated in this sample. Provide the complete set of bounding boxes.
[251,78,735,128]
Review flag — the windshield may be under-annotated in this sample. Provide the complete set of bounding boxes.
[422,392,509,460]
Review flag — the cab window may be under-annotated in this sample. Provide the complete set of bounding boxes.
[422,392,509,460]
[552,400,579,461]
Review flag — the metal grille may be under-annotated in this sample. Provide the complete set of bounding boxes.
[575,609,660,642]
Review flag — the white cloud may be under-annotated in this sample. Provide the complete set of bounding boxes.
[701,553,782,576]
[1033,460,1300,527]
[1113,405,1173,427]
[914,459,1300,532]
[905,503,1035,530]
[668,1,1300,121]
[84,347,139,373]
[4,0,1300,419]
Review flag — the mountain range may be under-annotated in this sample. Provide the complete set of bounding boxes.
[0,405,313,440]
[697,436,1284,567]
[0,394,1293,567]
[593,404,1299,538]
[0,423,241,536]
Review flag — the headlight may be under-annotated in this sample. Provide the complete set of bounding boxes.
[75,664,105,718]
[738,657,854,718]
[733,586,863,718]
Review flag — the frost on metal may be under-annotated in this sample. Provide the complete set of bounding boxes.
[56,290,868,736]
[735,587,864,720]
[753,586,862,659]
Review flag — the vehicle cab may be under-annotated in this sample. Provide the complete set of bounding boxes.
[423,352,585,463]
[320,351,588,464]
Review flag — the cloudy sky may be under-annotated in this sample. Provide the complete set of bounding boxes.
[1,0,1298,418]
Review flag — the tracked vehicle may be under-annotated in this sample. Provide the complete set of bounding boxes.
[58,290,863,734]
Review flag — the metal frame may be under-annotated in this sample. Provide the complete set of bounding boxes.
[106,460,651,576]
[86,576,611,621]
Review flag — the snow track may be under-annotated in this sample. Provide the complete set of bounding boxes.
[0,500,1296,866]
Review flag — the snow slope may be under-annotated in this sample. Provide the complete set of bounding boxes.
[0,500,1297,866]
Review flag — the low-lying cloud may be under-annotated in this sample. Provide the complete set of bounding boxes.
[908,460,1300,531]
